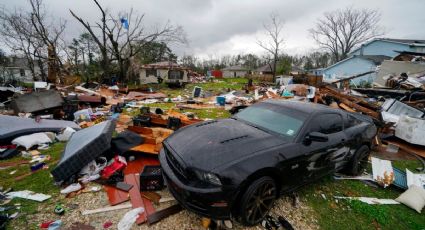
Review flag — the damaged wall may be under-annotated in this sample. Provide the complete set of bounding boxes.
[375,60,425,87]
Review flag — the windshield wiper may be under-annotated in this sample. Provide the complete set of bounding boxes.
[246,122,270,133]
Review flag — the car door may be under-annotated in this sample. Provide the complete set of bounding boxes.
[298,113,349,182]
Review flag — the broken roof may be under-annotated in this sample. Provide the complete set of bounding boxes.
[380,38,425,45]
[358,55,392,65]
[256,64,274,73]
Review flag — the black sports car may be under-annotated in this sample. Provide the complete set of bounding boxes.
[159,100,377,226]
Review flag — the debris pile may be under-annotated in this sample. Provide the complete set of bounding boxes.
[1,68,425,228]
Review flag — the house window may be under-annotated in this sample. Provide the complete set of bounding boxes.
[146,69,157,77]
[168,70,183,80]
[20,69,25,77]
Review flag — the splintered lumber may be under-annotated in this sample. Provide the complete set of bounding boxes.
[322,85,378,110]
[81,203,132,215]
[339,103,356,112]
[321,86,379,119]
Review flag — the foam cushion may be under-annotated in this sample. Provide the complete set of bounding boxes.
[395,185,425,213]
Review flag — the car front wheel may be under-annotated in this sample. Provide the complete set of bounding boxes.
[238,176,277,226]
[346,145,370,176]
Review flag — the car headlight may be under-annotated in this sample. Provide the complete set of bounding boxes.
[194,170,222,186]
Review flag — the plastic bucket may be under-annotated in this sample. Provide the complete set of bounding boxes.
[216,96,226,106]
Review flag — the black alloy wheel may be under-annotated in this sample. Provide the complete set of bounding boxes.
[239,176,277,226]
[349,145,370,176]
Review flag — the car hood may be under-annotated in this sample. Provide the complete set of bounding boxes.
[164,118,287,171]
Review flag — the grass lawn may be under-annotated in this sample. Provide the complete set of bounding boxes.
[0,142,66,228]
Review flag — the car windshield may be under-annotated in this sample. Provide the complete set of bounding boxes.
[234,102,306,139]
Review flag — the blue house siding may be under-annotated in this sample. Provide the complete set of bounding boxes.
[351,40,422,57]
[323,56,377,84]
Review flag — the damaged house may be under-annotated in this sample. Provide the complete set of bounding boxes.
[221,65,249,78]
[139,61,190,86]
[0,56,43,84]
[323,38,425,84]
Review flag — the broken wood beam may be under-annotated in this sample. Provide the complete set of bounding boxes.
[339,103,356,113]
[147,204,182,225]
[81,203,132,215]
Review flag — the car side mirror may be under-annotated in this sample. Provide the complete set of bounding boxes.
[305,132,328,142]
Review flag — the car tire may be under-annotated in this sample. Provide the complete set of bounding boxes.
[346,145,370,176]
[238,176,277,226]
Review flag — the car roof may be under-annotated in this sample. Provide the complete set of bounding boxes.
[262,100,343,116]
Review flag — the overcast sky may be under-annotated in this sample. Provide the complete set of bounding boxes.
[1,0,425,59]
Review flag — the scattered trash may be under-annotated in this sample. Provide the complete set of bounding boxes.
[6,190,51,202]
[334,196,400,205]
[60,183,82,195]
[371,157,395,188]
[11,132,53,150]
[117,207,145,230]
[103,221,113,229]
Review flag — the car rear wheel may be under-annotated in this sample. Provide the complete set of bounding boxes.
[238,176,277,226]
[346,145,370,176]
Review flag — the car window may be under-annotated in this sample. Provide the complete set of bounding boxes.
[310,113,343,134]
[235,103,306,139]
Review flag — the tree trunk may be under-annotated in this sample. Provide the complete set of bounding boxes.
[272,53,278,83]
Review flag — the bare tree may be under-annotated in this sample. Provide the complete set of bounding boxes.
[70,0,186,82]
[310,7,384,62]
[257,13,285,82]
[0,0,67,82]
[0,6,40,80]
[29,0,66,82]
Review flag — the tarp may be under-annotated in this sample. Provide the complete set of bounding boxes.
[51,120,115,183]
[0,115,80,144]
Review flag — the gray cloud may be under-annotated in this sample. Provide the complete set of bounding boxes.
[1,0,424,58]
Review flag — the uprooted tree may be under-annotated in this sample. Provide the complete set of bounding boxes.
[257,13,285,83]
[309,7,384,63]
[70,0,187,83]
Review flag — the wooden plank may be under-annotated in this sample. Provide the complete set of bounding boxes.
[141,192,161,204]
[130,144,158,154]
[124,156,160,174]
[125,173,147,224]
[81,203,132,215]
[322,88,380,119]
[339,103,356,113]
[125,173,156,225]
[147,204,182,225]
[127,126,153,135]
[103,185,129,206]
